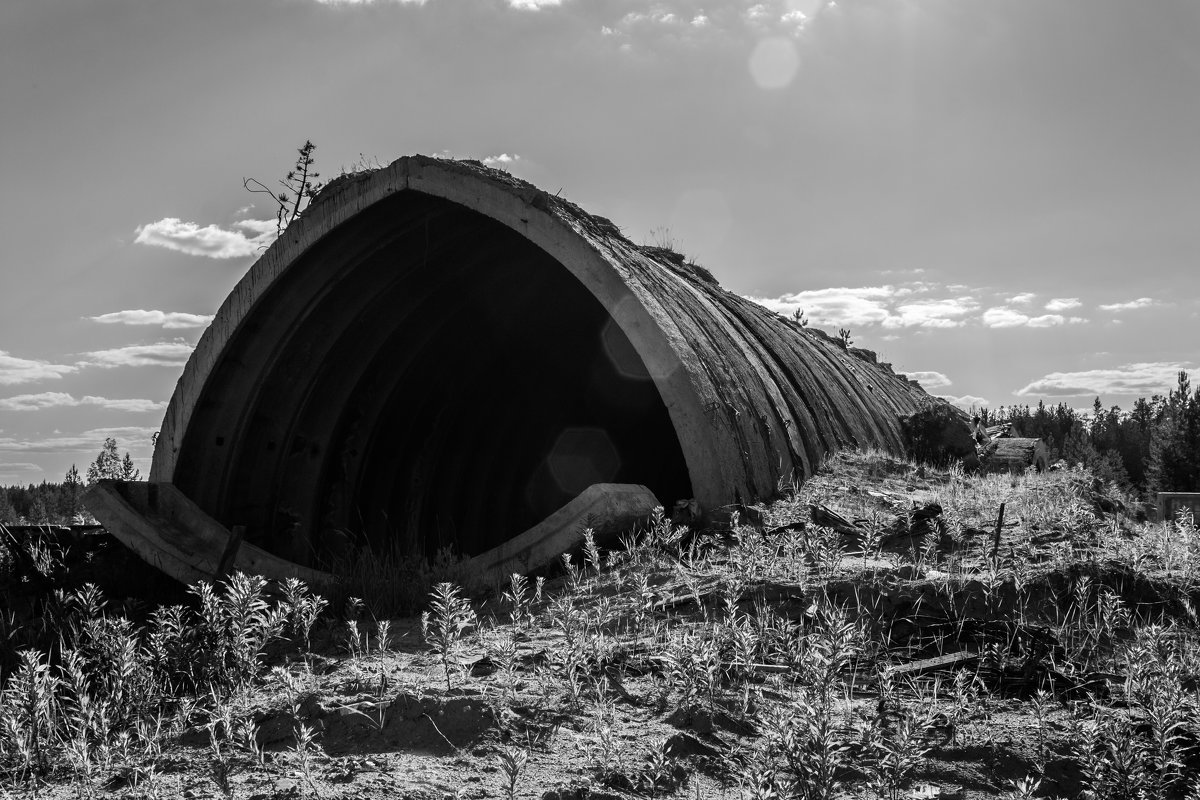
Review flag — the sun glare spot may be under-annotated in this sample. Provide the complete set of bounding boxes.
[749,37,800,89]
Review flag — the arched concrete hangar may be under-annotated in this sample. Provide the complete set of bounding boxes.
[150,156,931,566]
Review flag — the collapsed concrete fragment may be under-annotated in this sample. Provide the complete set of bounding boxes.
[102,155,934,573]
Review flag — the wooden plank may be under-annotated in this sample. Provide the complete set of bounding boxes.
[890,651,979,676]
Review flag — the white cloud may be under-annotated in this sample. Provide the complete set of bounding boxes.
[0,392,77,411]
[0,393,166,412]
[745,4,770,22]
[751,285,978,329]
[756,285,1102,331]
[80,342,195,369]
[0,426,159,454]
[981,307,1030,328]
[1099,297,1157,312]
[906,371,951,389]
[885,298,977,329]
[1016,362,1197,398]
[938,394,990,410]
[482,153,522,169]
[81,396,167,412]
[982,307,1084,328]
[509,0,561,8]
[0,351,77,386]
[1044,297,1082,311]
[134,218,276,259]
[87,310,214,329]
[750,286,894,327]
[620,9,681,27]
[1026,314,1067,327]
[606,0,833,45]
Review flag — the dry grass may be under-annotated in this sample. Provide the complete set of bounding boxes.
[4,449,1200,799]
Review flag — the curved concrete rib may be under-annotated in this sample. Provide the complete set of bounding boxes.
[84,480,334,588]
[145,155,934,565]
[465,483,660,584]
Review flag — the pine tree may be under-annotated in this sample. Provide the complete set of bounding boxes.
[0,488,18,524]
[243,140,323,237]
[1147,371,1200,494]
[60,464,84,522]
[86,438,141,483]
[27,488,50,524]
[120,453,141,481]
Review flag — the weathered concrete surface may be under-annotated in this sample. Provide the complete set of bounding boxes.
[85,481,333,587]
[148,155,934,563]
[466,483,660,584]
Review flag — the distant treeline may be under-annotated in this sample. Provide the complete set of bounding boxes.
[981,370,1199,496]
[0,437,140,525]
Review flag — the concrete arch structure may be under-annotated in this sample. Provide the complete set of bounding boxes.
[151,155,932,565]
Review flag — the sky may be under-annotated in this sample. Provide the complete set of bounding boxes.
[1,0,1197,486]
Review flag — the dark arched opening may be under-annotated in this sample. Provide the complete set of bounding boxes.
[171,191,692,563]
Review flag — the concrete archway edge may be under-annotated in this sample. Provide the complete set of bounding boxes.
[149,155,936,552]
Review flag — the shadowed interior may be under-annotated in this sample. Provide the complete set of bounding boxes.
[171,191,692,564]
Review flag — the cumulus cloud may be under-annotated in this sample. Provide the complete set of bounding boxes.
[1009,293,1036,305]
[886,298,977,329]
[750,285,976,329]
[0,393,166,412]
[750,286,895,327]
[981,307,1029,328]
[134,218,276,259]
[1045,297,1082,312]
[1016,362,1197,398]
[938,394,990,410]
[1099,297,1157,312]
[80,342,195,369]
[509,0,561,7]
[906,371,951,389]
[981,307,1085,328]
[0,392,76,411]
[87,310,214,330]
[603,0,831,45]
[482,153,522,169]
[81,396,167,412]
[0,351,77,386]
[0,426,159,454]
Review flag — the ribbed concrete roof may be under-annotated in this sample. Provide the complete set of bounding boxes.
[150,155,932,563]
